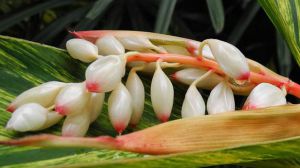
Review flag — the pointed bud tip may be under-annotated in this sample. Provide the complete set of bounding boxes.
[6,104,15,112]
[86,82,101,92]
[55,105,67,115]
[170,73,177,80]
[242,104,256,110]
[237,72,250,80]
[158,114,169,123]
[114,123,125,134]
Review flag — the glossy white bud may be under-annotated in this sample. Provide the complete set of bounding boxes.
[243,83,287,110]
[62,109,91,137]
[151,62,174,122]
[204,39,250,80]
[108,83,132,134]
[66,39,98,63]
[181,84,205,118]
[88,93,105,123]
[7,81,67,112]
[207,82,235,115]
[55,83,90,115]
[202,44,214,59]
[171,68,223,89]
[126,69,145,126]
[95,35,125,55]
[85,55,125,92]
[117,36,161,52]
[6,103,48,132]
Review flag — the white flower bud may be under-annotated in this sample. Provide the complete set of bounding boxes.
[117,36,162,52]
[108,83,132,134]
[204,39,250,80]
[66,39,98,63]
[95,35,125,55]
[40,111,63,130]
[126,69,145,126]
[6,103,48,132]
[88,93,105,123]
[207,82,235,115]
[171,68,223,89]
[7,81,66,112]
[85,55,125,92]
[202,44,214,59]
[181,84,205,118]
[62,109,91,137]
[243,83,287,110]
[55,83,90,115]
[151,62,174,122]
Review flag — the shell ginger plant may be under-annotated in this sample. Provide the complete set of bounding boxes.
[1,31,300,155]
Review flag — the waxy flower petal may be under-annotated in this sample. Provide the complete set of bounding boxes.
[204,39,250,80]
[207,82,235,115]
[117,36,162,52]
[66,39,98,63]
[126,69,145,126]
[6,103,48,132]
[151,62,174,122]
[7,81,66,112]
[181,84,205,118]
[243,83,287,110]
[62,109,90,137]
[55,83,90,115]
[95,35,125,55]
[171,68,223,89]
[108,83,132,134]
[85,55,125,92]
[88,93,105,123]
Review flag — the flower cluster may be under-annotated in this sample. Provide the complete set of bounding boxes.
[6,33,289,137]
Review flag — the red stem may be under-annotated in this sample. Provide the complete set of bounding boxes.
[127,53,300,98]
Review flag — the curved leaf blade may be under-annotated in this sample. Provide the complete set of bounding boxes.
[206,0,225,34]
[154,0,177,34]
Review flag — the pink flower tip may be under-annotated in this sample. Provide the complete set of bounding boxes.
[170,73,177,80]
[86,82,101,92]
[159,114,169,123]
[242,103,256,110]
[55,105,67,115]
[6,104,15,112]
[237,72,250,80]
[114,123,125,134]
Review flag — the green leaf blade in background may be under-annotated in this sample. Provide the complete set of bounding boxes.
[206,0,225,34]
[1,36,300,167]
[258,0,300,66]
[154,0,177,34]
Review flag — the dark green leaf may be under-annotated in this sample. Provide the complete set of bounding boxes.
[154,0,177,34]
[206,0,225,34]
[276,31,292,76]
[0,0,74,33]
[227,1,260,45]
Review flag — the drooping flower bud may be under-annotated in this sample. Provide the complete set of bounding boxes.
[181,83,205,118]
[85,55,125,92]
[88,93,105,123]
[243,83,287,110]
[95,35,125,55]
[151,61,174,122]
[62,109,91,137]
[117,36,163,53]
[171,68,223,89]
[66,39,98,63]
[207,82,235,115]
[7,81,67,112]
[126,69,145,126]
[55,83,90,115]
[6,103,48,132]
[108,83,132,134]
[203,39,250,80]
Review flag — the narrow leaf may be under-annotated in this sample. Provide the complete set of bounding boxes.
[154,0,177,34]
[0,0,74,33]
[227,1,260,45]
[258,0,300,66]
[276,31,292,76]
[206,0,225,34]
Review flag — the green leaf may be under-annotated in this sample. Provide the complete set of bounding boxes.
[206,0,225,34]
[276,31,292,76]
[1,36,300,167]
[0,0,75,33]
[154,0,177,34]
[227,1,260,45]
[258,0,300,66]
